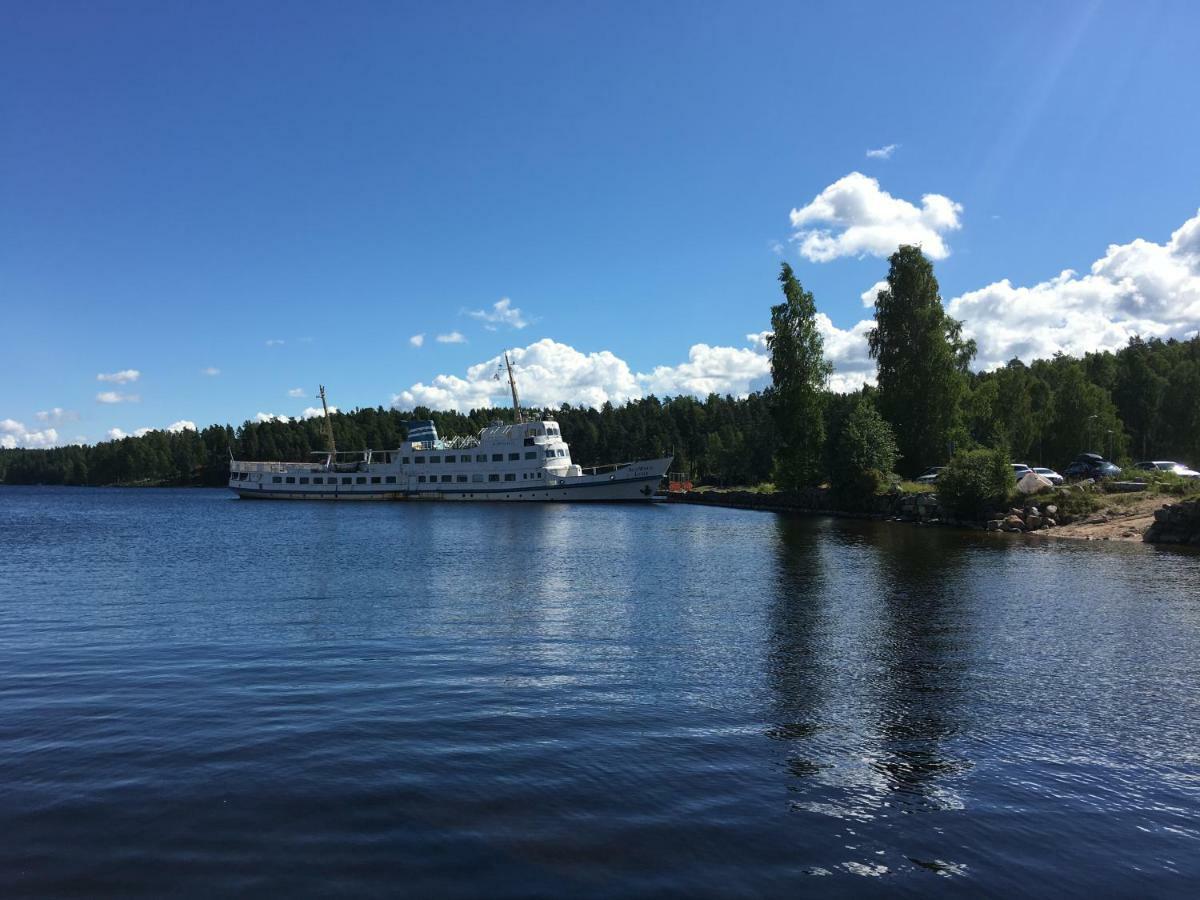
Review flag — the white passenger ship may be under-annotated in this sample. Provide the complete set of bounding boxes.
[229,354,671,502]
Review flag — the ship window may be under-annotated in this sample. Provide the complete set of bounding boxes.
[504,473,516,481]
[385,476,396,484]
[524,437,534,446]
[239,472,248,480]
[342,477,352,485]
[508,452,519,461]
[472,474,484,483]
[402,456,410,465]
[430,456,441,464]
[476,454,487,462]
[371,476,381,484]
[312,477,323,484]
[488,474,500,482]
[414,455,425,463]
[299,477,309,484]
[441,474,452,483]
[272,476,282,483]
[545,450,554,458]
[456,475,468,483]
[558,449,566,457]
[286,477,296,484]
[356,476,367,484]
[525,451,536,459]
[448,454,460,463]
[491,453,503,462]
[418,475,426,483]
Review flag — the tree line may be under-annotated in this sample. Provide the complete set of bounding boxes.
[3,247,1198,488]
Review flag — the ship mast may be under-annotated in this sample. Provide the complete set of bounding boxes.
[318,384,337,457]
[504,351,523,424]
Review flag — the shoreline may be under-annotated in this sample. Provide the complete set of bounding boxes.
[666,488,1173,545]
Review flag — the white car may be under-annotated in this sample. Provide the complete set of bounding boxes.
[915,466,945,484]
[1032,466,1064,485]
[1012,463,1032,481]
[1134,460,1200,480]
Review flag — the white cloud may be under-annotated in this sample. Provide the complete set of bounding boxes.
[436,331,467,344]
[266,339,285,347]
[35,407,78,424]
[301,406,337,419]
[468,297,528,330]
[860,280,888,308]
[255,412,291,423]
[948,208,1200,369]
[746,318,876,395]
[105,426,152,440]
[97,369,140,384]
[393,336,815,413]
[789,172,962,262]
[639,344,770,397]
[409,333,425,348]
[287,387,306,398]
[1,418,60,449]
[866,143,899,160]
[96,391,140,404]
[201,367,221,376]
[166,420,196,433]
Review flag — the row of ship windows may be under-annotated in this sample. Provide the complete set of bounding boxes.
[406,449,567,464]
[257,472,549,486]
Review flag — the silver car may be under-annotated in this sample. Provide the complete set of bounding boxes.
[1134,460,1200,479]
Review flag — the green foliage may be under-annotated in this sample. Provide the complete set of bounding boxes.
[868,245,973,475]
[767,263,832,490]
[937,447,1014,519]
[828,396,898,502]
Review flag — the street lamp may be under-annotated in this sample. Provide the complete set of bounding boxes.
[1088,414,1099,453]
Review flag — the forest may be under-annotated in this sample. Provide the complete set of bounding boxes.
[3,251,1199,490]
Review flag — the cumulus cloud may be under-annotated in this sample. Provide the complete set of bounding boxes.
[639,344,770,397]
[948,208,1200,369]
[96,391,139,404]
[789,172,962,262]
[97,369,140,384]
[36,407,78,424]
[301,406,337,419]
[860,279,889,308]
[436,331,466,344]
[866,143,899,160]
[200,367,220,376]
[287,387,306,398]
[390,334,872,413]
[265,339,285,347]
[255,412,290,423]
[1,418,60,449]
[746,318,876,394]
[166,420,196,433]
[106,426,152,440]
[468,297,528,330]
[409,333,425,348]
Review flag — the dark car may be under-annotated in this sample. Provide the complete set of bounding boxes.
[1063,453,1121,480]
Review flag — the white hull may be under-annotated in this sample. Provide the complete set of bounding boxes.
[231,457,671,502]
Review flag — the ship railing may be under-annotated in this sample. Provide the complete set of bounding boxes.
[579,462,632,475]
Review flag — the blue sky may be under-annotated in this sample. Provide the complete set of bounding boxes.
[3,1,1200,445]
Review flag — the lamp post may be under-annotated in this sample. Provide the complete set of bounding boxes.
[1106,429,1113,462]
[1087,414,1098,453]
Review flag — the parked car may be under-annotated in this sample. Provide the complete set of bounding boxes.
[1134,460,1200,480]
[1063,453,1122,480]
[1032,466,1064,485]
[915,466,945,484]
[1012,463,1032,481]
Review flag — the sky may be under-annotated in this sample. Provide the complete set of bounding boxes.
[3,1,1200,447]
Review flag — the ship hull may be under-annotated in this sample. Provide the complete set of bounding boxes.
[230,457,671,502]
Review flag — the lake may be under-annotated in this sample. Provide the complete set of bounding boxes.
[2,486,1199,897]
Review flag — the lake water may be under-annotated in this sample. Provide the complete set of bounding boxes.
[2,486,1199,897]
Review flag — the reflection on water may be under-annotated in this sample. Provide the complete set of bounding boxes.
[2,487,1200,897]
